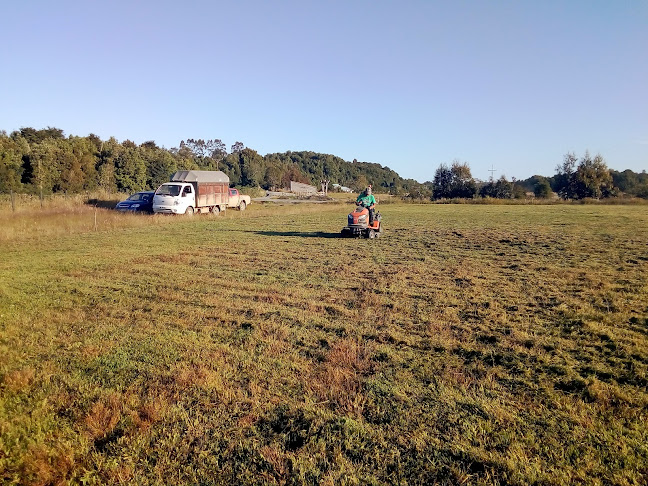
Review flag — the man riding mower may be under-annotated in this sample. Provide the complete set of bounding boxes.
[341,185,383,238]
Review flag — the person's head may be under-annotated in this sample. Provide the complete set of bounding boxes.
[366,185,372,195]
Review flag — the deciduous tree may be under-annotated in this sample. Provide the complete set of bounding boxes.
[554,152,579,199]
[239,148,265,187]
[533,176,553,198]
[555,152,615,199]
[432,164,453,199]
[432,161,476,199]
[142,143,178,189]
[0,134,26,194]
[114,143,147,193]
[575,152,613,198]
[27,140,61,196]
[480,175,513,199]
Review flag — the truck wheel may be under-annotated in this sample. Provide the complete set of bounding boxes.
[185,206,194,216]
[239,201,246,211]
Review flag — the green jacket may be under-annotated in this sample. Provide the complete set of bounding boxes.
[356,193,376,207]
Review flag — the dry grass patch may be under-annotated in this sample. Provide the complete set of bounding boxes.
[1,368,35,393]
[309,338,374,417]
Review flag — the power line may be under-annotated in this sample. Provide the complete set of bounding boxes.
[488,165,497,181]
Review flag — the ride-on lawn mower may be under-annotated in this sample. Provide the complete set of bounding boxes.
[341,204,383,238]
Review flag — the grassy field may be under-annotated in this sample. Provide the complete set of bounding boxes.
[1,200,647,485]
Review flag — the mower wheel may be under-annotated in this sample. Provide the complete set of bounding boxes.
[368,229,376,239]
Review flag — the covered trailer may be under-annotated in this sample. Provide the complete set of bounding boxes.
[172,170,229,209]
[153,170,230,214]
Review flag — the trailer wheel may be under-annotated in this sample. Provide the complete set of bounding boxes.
[185,206,195,216]
[211,206,220,214]
[239,201,247,211]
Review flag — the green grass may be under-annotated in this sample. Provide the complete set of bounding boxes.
[1,202,647,485]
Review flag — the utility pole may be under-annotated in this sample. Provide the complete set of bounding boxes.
[488,164,496,182]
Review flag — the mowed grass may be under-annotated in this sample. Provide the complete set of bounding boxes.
[1,201,647,485]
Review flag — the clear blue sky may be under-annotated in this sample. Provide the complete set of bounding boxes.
[1,0,646,182]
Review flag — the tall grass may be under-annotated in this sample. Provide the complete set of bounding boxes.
[0,192,282,242]
[1,201,647,484]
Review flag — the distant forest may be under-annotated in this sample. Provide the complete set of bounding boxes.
[1,127,647,200]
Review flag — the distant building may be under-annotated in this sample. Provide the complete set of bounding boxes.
[331,183,353,193]
[290,181,317,195]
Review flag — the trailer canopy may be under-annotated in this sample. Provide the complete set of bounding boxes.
[171,170,230,183]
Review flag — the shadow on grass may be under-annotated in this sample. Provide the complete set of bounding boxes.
[85,199,155,215]
[86,199,121,210]
[253,230,342,239]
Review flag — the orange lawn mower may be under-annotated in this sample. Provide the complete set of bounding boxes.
[341,203,383,238]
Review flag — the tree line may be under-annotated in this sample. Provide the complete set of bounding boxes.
[1,127,646,200]
[0,127,424,197]
[428,154,647,200]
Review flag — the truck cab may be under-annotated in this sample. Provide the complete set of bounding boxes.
[153,182,196,214]
[228,187,251,210]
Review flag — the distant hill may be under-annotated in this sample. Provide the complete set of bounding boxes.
[262,151,429,196]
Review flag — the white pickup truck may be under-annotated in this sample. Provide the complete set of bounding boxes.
[153,170,251,215]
